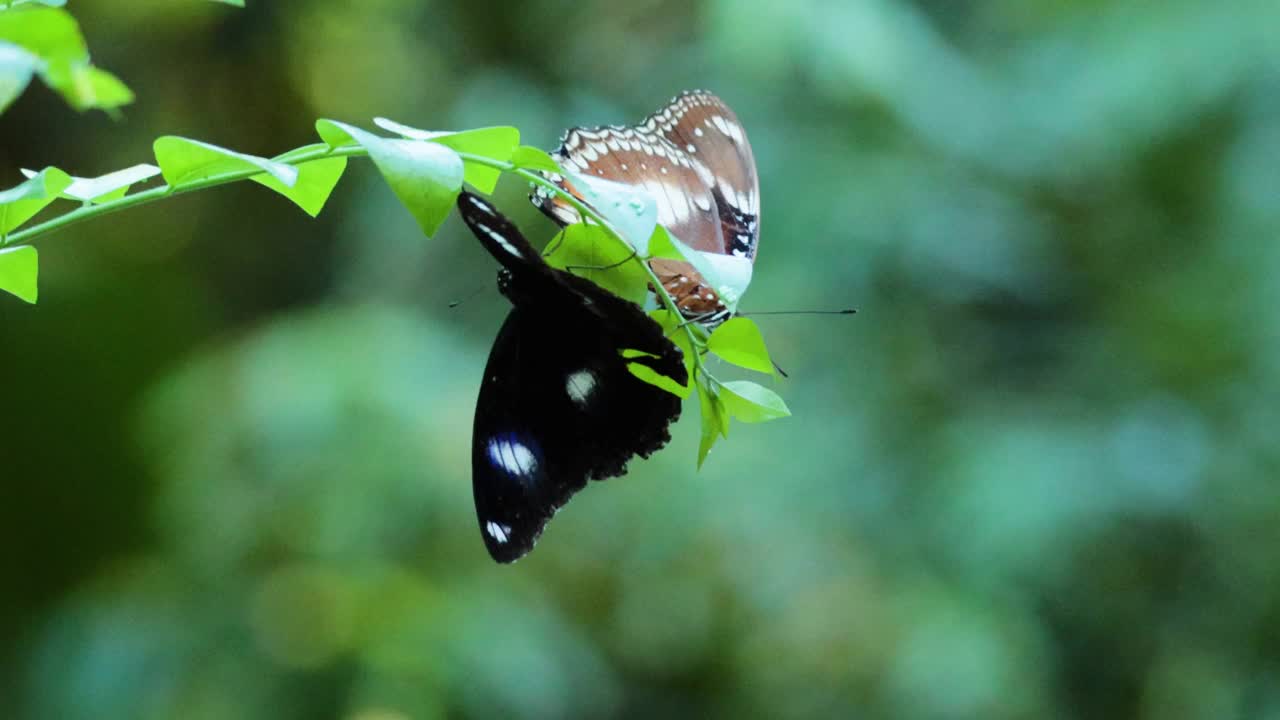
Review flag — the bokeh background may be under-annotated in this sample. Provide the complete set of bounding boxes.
[2,0,1279,717]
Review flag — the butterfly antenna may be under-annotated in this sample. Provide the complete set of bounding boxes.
[564,246,639,274]
[448,285,488,309]
[739,308,858,317]
[737,309,855,378]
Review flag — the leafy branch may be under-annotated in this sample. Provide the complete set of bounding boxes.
[0,113,787,465]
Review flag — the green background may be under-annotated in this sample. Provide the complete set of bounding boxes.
[3,1,1279,718]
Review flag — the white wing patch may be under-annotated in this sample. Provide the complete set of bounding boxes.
[565,368,598,407]
[479,222,521,257]
[486,436,538,477]
[485,521,512,544]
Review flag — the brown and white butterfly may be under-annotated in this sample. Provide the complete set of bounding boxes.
[530,90,760,325]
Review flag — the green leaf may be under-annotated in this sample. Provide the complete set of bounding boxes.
[0,7,86,65]
[50,64,132,111]
[543,224,649,305]
[0,6,134,113]
[373,121,518,194]
[649,308,697,378]
[0,41,36,114]
[511,146,562,173]
[625,359,692,399]
[0,244,37,303]
[697,380,728,468]
[0,166,71,235]
[208,0,244,6]
[622,349,692,399]
[718,380,791,423]
[154,136,298,189]
[560,171,658,253]
[646,224,686,261]
[316,119,463,237]
[22,163,160,203]
[315,119,361,149]
[250,144,347,217]
[707,316,774,374]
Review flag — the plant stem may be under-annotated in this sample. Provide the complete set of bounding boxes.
[4,141,710,387]
[3,145,367,247]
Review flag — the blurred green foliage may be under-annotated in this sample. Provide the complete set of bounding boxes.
[2,0,1280,718]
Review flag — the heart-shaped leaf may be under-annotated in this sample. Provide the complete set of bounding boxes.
[22,163,160,203]
[718,380,790,423]
[250,144,347,217]
[154,136,297,189]
[0,244,38,303]
[317,119,463,236]
[707,316,774,374]
[544,224,649,305]
[0,166,72,235]
[373,120,518,193]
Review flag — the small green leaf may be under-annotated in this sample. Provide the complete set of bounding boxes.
[22,163,160,203]
[718,380,791,423]
[649,308,697,378]
[645,224,685,261]
[0,244,38,303]
[697,380,728,468]
[625,359,692,399]
[707,316,774,374]
[154,136,298,189]
[315,119,361,149]
[316,119,463,236]
[250,144,346,217]
[0,7,131,114]
[512,146,562,173]
[622,349,692,398]
[0,166,71,235]
[208,0,244,6]
[369,117,453,141]
[0,7,86,66]
[659,226,739,306]
[373,121,518,193]
[61,64,132,111]
[0,41,37,114]
[543,223,649,305]
[560,171,657,253]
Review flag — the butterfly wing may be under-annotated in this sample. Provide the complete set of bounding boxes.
[531,91,760,318]
[459,192,688,563]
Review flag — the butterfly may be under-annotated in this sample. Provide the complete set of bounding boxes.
[531,90,760,326]
[457,192,689,563]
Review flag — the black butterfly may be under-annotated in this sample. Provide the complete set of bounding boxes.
[457,192,688,563]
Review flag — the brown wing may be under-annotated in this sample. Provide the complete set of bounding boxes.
[531,91,759,321]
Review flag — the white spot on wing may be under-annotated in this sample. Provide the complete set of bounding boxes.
[485,521,511,544]
[565,369,598,406]
[486,436,538,477]
[480,223,520,256]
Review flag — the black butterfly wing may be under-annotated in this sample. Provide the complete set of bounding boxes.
[459,192,688,563]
